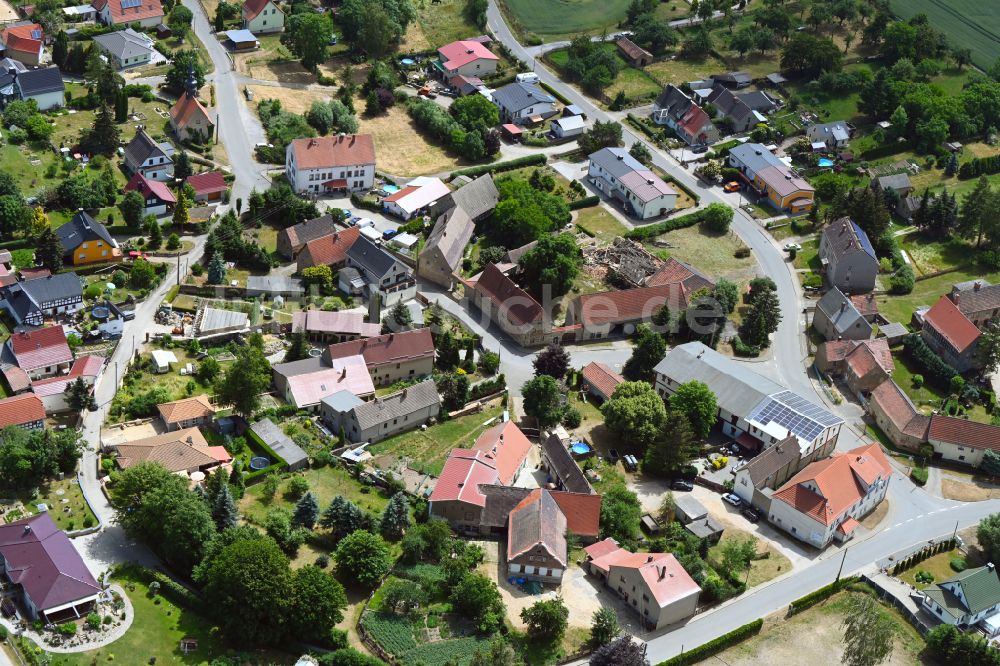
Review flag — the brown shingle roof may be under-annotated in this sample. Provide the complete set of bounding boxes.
[870,380,930,439]
[644,258,714,292]
[542,433,594,494]
[479,485,600,537]
[953,283,1000,318]
[472,263,543,326]
[507,489,567,565]
[324,328,434,369]
[157,395,215,425]
[615,36,652,62]
[113,427,230,473]
[289,135,376,170]
[850,293,879,318]
[928,415,1000,451]
[571,283,687,327]
[738,435,800,487]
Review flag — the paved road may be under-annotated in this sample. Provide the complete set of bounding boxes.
[482,2,991,658]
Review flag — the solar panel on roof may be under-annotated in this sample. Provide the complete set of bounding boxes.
[746,390,842,443]
[120,0,141,8]
[850,221,877,260]
[30,29,41,39]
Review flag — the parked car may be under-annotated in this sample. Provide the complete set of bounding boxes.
[691,144,710,154]
[783,242,802,251]
[607,449,620,464]
[382,228,397,240]
[671,479,694,492]
[723,181,740,192]
[722,493,742,507]
[741,507,760,523]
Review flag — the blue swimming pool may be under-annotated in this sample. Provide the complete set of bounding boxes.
[818,158,834,167]
[570,441,591,455]
[383,184,401,193]
[400,58,415,65]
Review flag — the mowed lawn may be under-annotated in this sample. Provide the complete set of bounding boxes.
[890,0,1000,70]
[500,0,630,38]
[414,0,482,47]
[44,566,288,666]
[241,466,394,524]
[549,44,660,101]
[575,206,628,243]
[707,531,792,588]
[652,224,756,281]
[368,405,504,476]
[875,264,1000,325]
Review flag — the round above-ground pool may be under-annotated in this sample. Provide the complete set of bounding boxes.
[249,456,271,471]
[91,306,110,320]
[570,441,591,455]
[818,158,835,167]
[400,58,415,65]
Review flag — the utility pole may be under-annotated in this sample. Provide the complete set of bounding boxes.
[836,546,848,582]
[177,254,181,285]
[952,520,959,541]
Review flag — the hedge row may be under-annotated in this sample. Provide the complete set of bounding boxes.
[623,207,709,240]
[903,333,958,386]
[654,619,764,666]
[626,113,659,140]
[788,576,859,615]
[568,195,600,210]
[470,374,506,400]
[350,193,383,213]
[449,153,546,180]
[124,564,203,611]
[540,81,571,106]
[958,155,1000,180]
[243,427,290,483]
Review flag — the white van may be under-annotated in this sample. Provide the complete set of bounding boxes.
[515,72,539,84]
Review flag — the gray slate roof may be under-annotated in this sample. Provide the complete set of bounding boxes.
[479,485,533,528]
[422,206,474,273]
[589,147,646,179]
[124,129,169,168]
[654,341,782,419]
[320,389,364,413]
[16,67,64,96]
[542,433,594,494]
[821,217,878,262]
[250,418,308,468]
[447,174,499,220]
[55,211,115,253]
[875,173,912,191]
[491,81,555,113]
[246,275,303,294]
[349,379,440,431]
[348,235,404,280]
[816,287,867,336]
[273,356,326,380]
[736,434,800,487]
[729,143,785,174]
[19,273,83,305]
[93,28,153,60]
[923,565,1000,617]
[674,494,707,522]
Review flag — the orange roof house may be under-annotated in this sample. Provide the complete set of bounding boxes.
[157,395,216,432]
[185,171,227,202]
[921,295,982,372]
[583,537,700,630]
[580,362,624,402]
[769,442,891,548]
[92,0,164,26]
[170,92,214,144]
[1,24,43,65]
[472,421,533,486]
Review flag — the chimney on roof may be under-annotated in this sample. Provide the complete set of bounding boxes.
[186,436,193,444]
[22,525,30,535]
[647,555,654,563]
[647,178,654,185]
[840,301,847,313]
[989,562,996,571]
[341,367,347,379]
[308,138,317,147]
[954,292,960,306]
[617,154,624,161]
[658,565,666,580]
[975,281,982,291]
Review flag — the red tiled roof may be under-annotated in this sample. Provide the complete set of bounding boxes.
[615,36,652,62]
[772,443,891,525]
[589,543,700,607]
[384,185,418,203]
[836,516,860,535]
[92,0,164,24]
[580,362,624,399]
[157,394,215,425]
[924,295,981,354]
[242,0,274,20]
[125,172,176,204]
[301,227,361,268]
[10,327,72,373]
[429,449,499,506]
[1,24,42,55]
[870,380,930,439]
[186,171,226,196]
[507,489,567,564]
[473,263,543,327]
[584,537,622,561]
[549,491,601,537]
[678,104,712,141]
[845,340,894,379]
[850,293,878,318]
[289,135,376,170]
[30,355,103,397]
[572,283,687,327]
[437,40,498,70]
[0,394,45,427]
[928,415,1000,452]
[645,258,713,292]
[325,328,434,369]
[169,92,213,130]
[473,421,532,486]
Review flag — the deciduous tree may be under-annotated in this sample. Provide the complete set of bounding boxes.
[532,343,571,380]
[335,530,393,589]
[601,381,667,451]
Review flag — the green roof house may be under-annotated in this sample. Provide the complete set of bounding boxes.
[922,563,1000,628]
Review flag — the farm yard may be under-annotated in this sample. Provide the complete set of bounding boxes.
[889,0,1000,69]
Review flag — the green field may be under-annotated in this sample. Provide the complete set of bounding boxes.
[500,0,630,39]
[890,0,1000,70]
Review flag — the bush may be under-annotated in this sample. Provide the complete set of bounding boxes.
[730,335,761,358]
[889,265,915,294]
[624,206,721,240]
[787,577,859,615]
[655,619,763,666]
[568,195,600,210]
[562,406,582,428]
[58,623,77,637]
[86,612,102,630]
[950,557,968,572]
[450,153,546,180]
[911,467,928,485]
[912,374,924,388]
